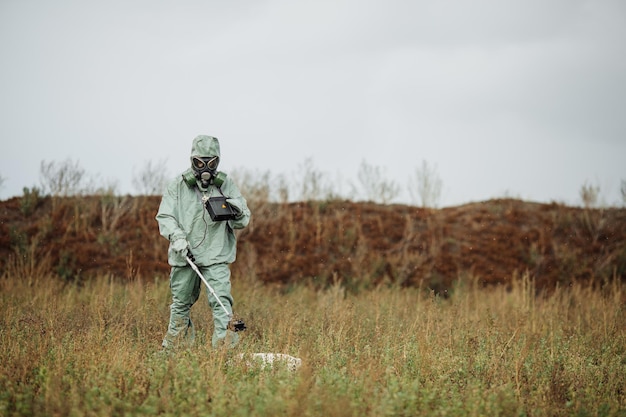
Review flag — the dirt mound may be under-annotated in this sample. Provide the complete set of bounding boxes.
[1,195,625,292]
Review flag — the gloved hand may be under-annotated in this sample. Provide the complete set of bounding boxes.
[226,198,244,218]
[171,238,189,257]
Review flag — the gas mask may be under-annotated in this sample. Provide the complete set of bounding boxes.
[191,156,219,188]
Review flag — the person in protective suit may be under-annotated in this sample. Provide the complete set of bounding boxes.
[156,135,251,349]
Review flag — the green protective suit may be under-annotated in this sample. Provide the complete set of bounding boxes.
[156,135,251,349]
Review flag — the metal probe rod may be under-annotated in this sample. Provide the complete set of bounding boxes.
[185,256,232,319]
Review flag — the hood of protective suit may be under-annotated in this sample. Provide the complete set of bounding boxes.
[191,135,221,158]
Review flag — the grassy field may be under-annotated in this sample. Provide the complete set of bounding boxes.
[1,271,624,417]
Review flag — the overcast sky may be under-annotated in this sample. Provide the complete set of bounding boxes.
[1,0,625,207]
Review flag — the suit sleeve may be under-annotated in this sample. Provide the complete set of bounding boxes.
[224,177,251,229]
[156,180,187,241]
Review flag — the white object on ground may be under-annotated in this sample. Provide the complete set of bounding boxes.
[237,353,302,372]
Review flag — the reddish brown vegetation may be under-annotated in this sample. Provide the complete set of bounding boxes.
[1,195,625,292]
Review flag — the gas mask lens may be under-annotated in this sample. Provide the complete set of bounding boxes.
[192,156,219,171]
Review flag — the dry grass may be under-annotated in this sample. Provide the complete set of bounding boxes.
[3,195,625,294]
[1,188,625,415]
[1,271,624,416]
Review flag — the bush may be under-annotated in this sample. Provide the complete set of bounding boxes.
[132,159,170,196]
[20,187,42,216]
[39,159,86,197]
[352,160,400,204]
[409,159,442,208]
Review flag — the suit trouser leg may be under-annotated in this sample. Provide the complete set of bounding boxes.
[162,266,200,348]
[203,263,239,348]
